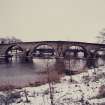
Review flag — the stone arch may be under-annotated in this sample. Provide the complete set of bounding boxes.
[5,44,24,55]
[94,47,105,58]
[5,44,24,62]
[91,47,105,67]
[63,45,88,58]
[30,43,56,58]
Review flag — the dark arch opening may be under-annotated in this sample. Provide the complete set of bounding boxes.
[5,45,24,63]
[31,44,55,58]
[94,48,105,67]
[95,48,105,58]
[63,45,88,59]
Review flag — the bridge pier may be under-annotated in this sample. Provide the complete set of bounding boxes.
[74,51,78,58]
[86,52,96,68]
[19,55,33,63]
[55,57,65,73]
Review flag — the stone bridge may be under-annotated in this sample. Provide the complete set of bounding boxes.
[0,41,105,62]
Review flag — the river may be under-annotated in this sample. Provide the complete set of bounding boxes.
[0,57,104,87]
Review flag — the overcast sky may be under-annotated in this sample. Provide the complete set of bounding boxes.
[0,0,105,42]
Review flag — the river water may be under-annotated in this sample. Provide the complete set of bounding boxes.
[0,57,104,87]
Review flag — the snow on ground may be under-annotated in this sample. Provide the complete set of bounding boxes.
[1,66,105,105]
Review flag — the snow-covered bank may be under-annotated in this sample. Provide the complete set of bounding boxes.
[1,66,105,105]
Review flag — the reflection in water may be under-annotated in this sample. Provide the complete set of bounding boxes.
[33,58,56,72]
[64,58,87,74]
[0,58,62,87]
[0,57,104,87]
[95,57,105,67]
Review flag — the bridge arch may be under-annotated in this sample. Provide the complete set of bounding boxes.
[86,47,105,68]
[94,47,105,66]
[30,43,56,58]
[94,47,105,58]
[5,44,25,62]
[63,45,88,58]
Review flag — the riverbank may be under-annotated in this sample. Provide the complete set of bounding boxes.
[0,66,105,105]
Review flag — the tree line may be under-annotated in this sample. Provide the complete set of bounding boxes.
[0,36,22,44]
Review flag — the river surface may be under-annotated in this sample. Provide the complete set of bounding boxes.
[0,58,104,87]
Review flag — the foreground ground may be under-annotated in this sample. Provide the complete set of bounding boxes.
[1,66,105,105]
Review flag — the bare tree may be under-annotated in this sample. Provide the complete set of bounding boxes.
[46,59,55,105]
[96,28,105,44]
